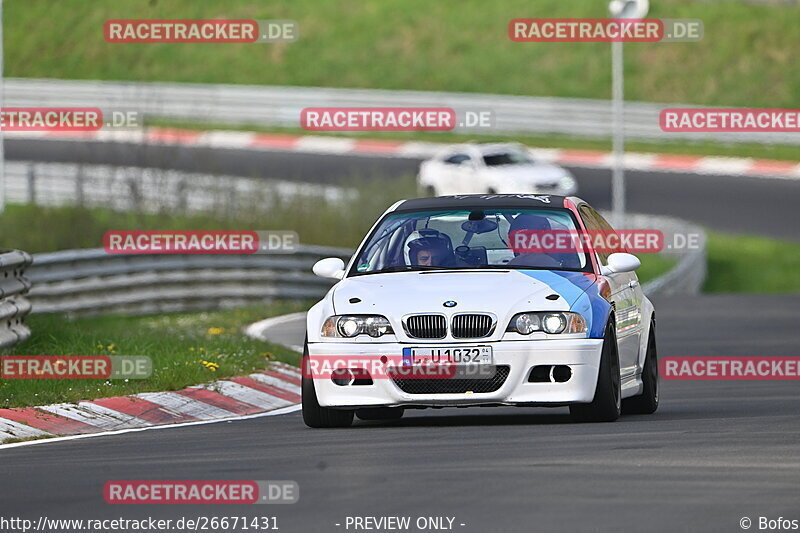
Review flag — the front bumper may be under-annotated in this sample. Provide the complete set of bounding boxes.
[308,338,604,408]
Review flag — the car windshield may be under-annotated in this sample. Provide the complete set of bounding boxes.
[482,150,533,166]
[351,207,591,275]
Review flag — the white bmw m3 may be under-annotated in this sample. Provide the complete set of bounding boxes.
[418,143,578,197]
[303,194,658,427]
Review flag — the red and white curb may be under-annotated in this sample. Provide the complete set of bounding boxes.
[0,361,301,446]
[7,128,800,180]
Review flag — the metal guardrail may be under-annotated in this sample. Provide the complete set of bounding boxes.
[3,161,347,213]
[6,78,800,145]
[27,246,352,316]
[0,250,33,349]
[629,214,707,296]
[26,212,705,316]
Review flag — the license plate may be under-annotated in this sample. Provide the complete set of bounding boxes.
[402,346,493,366]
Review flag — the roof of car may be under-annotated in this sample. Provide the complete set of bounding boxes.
[440,142,525,156]
[394,194,574,212]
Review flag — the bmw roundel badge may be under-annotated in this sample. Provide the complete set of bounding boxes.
[443,301,457,308]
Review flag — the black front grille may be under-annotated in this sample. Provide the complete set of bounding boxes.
[451,314,494,338]
[390,366,510,394]
[405,314,447,339]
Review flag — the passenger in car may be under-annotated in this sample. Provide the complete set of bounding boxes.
[507,214,578,269]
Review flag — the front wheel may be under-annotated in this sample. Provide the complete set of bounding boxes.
[622,319,659,415]
[301,343,354,428]
[570,319,621,422]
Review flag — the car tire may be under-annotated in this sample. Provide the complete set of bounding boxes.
[301,342,354,428]
[569,319,621,423]
[356,407,404,421]
[622,319,659,415]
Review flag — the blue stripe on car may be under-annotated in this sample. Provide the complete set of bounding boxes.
[518,270,610,338]
[518,270,584,305]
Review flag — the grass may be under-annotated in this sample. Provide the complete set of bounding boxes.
[0,175,419,254]
[1,302,309,409]
[6,0,800,108]
[150,119,800,162]
[637,253,676,286]
[704,232,800,293]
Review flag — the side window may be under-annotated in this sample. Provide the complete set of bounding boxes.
[578,205,611,265]
[443,153,471,166]
[591,209,626,256]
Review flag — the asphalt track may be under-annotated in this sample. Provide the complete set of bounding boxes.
[3,139,800,532]
[7,137,800,241]
[2,294,799,533]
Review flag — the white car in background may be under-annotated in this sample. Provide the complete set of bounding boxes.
[418,143,578,197]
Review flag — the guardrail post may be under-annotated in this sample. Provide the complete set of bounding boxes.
[227,187,236,219]
[177,178,188,213]
[75,165,84,207]
[27,164,36,205]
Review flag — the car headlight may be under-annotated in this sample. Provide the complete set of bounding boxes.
[506,312,586,335]
[321,315,394,338]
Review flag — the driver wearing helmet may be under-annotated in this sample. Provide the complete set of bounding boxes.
[407,231,454,267]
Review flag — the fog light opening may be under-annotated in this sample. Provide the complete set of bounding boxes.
[332,368,355,386]
[528,365,572,383]
[528,365,552,383]
[351,367,374,386]
[552,365,572,383]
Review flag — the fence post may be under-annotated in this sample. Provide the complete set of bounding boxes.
[27,164,36,205]
[75,165,84,207]
[227,186,236,219]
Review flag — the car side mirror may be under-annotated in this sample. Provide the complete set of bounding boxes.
[312,257,346,280]
[600,253,641,275]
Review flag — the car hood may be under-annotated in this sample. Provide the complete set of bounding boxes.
[487,163,568,184]
[332,270,594,317]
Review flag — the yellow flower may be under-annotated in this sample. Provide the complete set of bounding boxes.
[199,360,220,371]
[107,344,116,350]
[207,327,225,335]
